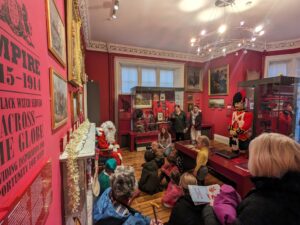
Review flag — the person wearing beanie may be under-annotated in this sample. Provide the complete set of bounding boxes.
[98,158,117,196]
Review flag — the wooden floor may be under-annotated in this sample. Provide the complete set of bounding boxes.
[122,140,226,223]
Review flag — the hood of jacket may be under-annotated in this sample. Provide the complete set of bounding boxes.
[142,160,158,172]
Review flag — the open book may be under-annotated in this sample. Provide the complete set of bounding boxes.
[188,184,220,206]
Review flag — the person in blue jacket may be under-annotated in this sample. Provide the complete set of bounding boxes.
[93,165,163,225]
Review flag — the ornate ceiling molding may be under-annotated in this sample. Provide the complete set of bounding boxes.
[79,0,300,62]
[265,39,300,51]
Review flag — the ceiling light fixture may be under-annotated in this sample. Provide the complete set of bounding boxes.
[190,0,266,58]
[111,0,120,19]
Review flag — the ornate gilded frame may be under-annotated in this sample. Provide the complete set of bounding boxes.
[66,0,84,86]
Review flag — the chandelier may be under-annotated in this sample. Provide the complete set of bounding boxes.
[190,0,266,58]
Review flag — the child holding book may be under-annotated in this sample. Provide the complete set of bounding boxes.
[193,135,209,185]
[162,170,183,208]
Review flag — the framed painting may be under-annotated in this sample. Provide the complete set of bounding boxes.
[71,92,79,123]
[134,93,152,109]
[50,68,68,130]
[209,98,225,108]
[157,112,164,121]
[79,92,84,114]
[187,103,194,112]
[185,66,203,92]
[209,65,229,95]
[46,0,66,66]
[67,0,83,86]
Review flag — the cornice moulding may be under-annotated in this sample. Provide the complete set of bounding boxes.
[265,39,300,51]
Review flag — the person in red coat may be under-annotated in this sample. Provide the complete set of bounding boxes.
[278,102,293,136]
[229,90,253,153]
[96,121,122,165]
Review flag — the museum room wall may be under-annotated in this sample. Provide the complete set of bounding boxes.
[201,50,263,136]
[0,0,71,224]
[85,49,263,138]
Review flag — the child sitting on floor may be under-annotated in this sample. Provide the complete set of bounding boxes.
[160,147,179,186]
[151,141,165,168]
[162,170,183,208]
[98,158,117,196]
[193,135,209,185]
[138,150,161,195]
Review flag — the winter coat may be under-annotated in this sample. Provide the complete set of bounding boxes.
[233,172,300,225]
[170,111,186,133]
[165,194,206,225]
[162,181,183,208]
[138,160,160,195]
[213,184,241,225]
[93,188,150,225]
[189,111,202,131]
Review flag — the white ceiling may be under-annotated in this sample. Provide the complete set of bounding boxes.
[86,0,300,54]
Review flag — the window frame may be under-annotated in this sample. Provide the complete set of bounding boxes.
[265,52,300,78]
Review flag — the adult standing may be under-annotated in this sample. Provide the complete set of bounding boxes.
[189,105,202,143]
[170,105,187,141]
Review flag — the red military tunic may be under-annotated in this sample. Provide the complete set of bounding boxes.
[229,110,253,141]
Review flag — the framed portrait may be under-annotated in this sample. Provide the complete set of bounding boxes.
[187,94,193,102]
[185,66,203,92]
[187,103,194,112]
[157,112,164,121]
[67,0,84,86]
[134,93,152,109]
[160,93,166,101]
[209,65,229,95]
[46,0,66,66]
[50,68,68,130]
[209,98,225,108]
[79,92,84,114]
[71,92,79,123]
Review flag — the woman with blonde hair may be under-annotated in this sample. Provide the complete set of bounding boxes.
[223,133,300,225]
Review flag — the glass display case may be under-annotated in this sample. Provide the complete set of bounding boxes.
[130,86,184,132]
[239,76,300,142]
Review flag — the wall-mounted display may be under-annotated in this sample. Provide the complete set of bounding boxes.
[209,98,225,108]
[185,66,203,92]
[209,65,229,95]
[71,92,79,123]
[157,112,164,121]
[134,93,152,109]
[187,103,194,112]
[67,0,84,86]
[46,0,66,66]
[50,68,68,130]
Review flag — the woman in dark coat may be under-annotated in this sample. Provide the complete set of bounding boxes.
[204,133,300,225]
[232,133,300,225]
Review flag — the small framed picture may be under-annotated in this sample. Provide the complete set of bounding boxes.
[209,98,225,108]
[157,112,164,121]
[46,0,66,66]
[50,68,68,130]
[160,93,166,101]
[188,103,194,112]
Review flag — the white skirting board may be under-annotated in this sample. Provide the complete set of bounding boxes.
[214,134,229,145]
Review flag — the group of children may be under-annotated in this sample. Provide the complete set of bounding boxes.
[138,135,210,208]
[95,135,210,210]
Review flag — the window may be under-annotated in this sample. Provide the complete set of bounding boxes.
[121,67,138,93]
[160,69,174,87]
[297,59,300,77]
[141,68,156,87]
[268,61,288,77]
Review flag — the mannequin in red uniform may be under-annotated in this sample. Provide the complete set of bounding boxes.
[229,90,253,154]
[278,102,293,136]
[96,121,122,165]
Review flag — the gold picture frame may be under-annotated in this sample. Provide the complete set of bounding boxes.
[208,65,229,96]
[50,68,68,130]
[45,0,66,67]
[66,0,83,87]
[185,66,203,92]
[71,92,79,123]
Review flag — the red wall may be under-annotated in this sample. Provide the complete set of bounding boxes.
[85,50,263,138]
[0,1,71,224]
[201,50,263,136]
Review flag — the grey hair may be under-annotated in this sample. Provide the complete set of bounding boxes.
[110,166,136,200]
